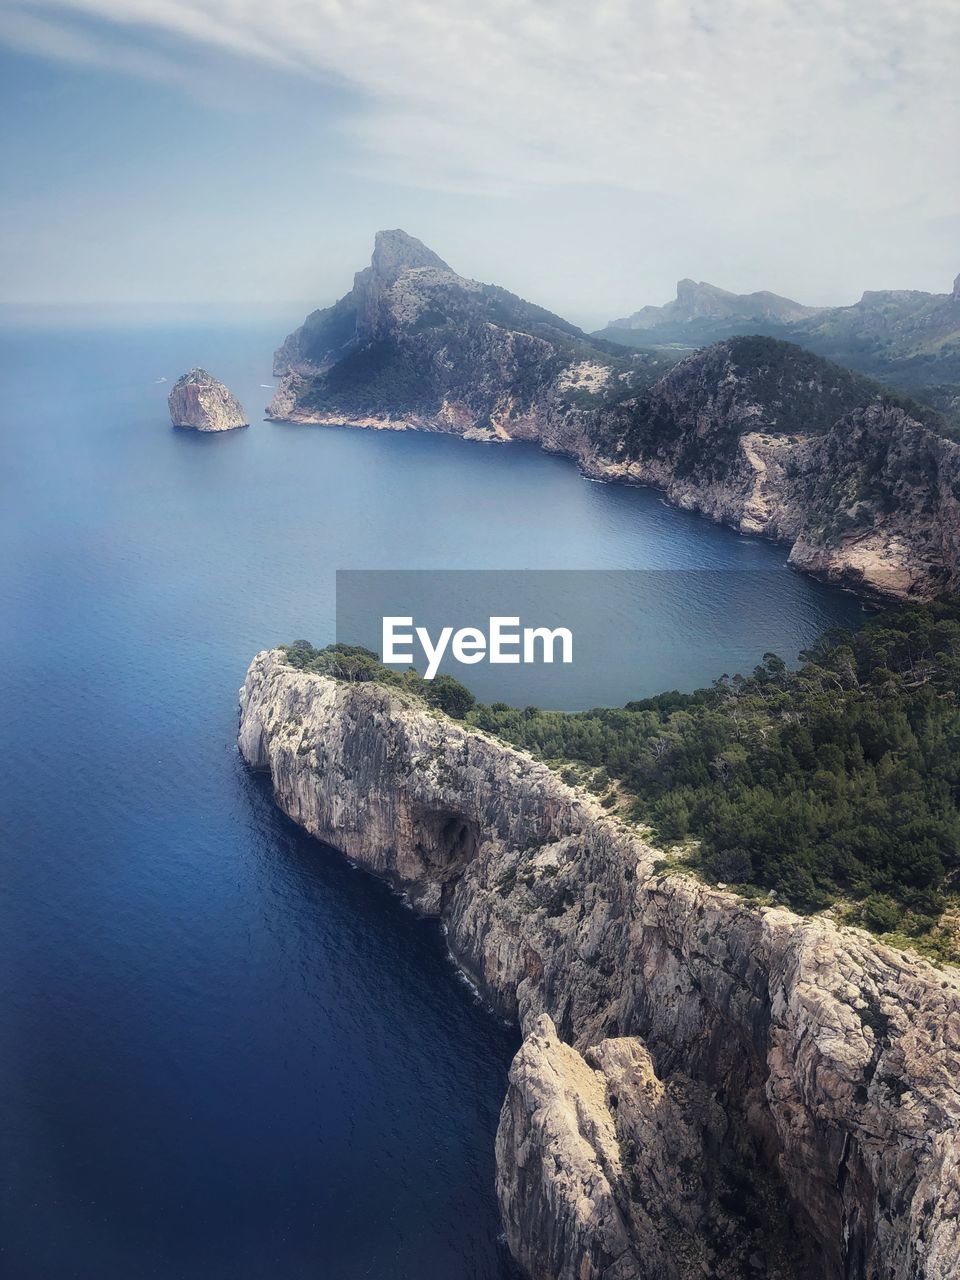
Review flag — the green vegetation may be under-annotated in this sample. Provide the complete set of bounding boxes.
[282,601,960,960]
[281,641,477,719]
[606,336,900,480]
[304,340,445,416]
[599,317,960,436]
[726,335,881,431]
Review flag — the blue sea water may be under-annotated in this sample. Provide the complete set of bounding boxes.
[0,322,866,1279]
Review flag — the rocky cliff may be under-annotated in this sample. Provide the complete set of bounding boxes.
[270,235,960,600]
[268,229,672,435]
[168,368,247,432]
[238,651,960,1280]
[589,344,960,599]
[272,229,454,380]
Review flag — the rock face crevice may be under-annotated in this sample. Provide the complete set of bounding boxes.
[238,653,960,1280]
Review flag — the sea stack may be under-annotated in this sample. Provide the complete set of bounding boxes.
[168,369,248,432]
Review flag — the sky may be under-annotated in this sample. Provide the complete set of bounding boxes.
[0,0,958,328]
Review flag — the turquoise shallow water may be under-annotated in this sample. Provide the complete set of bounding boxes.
[0,322,864,1279]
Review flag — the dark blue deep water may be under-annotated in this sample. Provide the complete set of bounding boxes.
[0,323,866,1279]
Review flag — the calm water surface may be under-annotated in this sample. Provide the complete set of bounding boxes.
[0,323,865,1279]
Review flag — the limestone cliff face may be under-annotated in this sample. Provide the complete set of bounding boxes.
[589,365,960,599]
[497,1015,736,1280]
[787,407,960,597]
[168,368,247,432]
[238,651,960,1280]
[493,347,960,600]
[272,229,453,379]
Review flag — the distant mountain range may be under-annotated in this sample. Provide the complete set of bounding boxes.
[600,274,960,423]
[270,231,960,599]
[606,278,821,331]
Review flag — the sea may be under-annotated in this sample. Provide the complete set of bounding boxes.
[0,319,866,1279]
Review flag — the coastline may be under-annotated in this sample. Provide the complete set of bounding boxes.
[264,407,932,603]
[239,651,960,1280]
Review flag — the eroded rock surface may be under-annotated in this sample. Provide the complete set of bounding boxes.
[238,652,960,1280]
[168,368,247,432]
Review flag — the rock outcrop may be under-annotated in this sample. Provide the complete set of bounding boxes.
[497,1015,743,1280]
[168,368,247,432]
[272,230,455,379]
[238,651,960,1280]
[269,228,643,434]
[270,235,960,599]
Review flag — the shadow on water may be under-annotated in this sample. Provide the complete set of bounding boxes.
[233,765,523,1280]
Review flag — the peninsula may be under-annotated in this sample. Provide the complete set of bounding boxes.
[239,620,960,1280]
[270,233,960,600]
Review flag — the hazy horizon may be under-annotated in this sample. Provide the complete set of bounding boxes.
[1,1,957,321]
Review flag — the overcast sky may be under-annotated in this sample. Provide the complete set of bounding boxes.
[1,0,957,326]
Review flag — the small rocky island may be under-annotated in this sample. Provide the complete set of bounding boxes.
[168,368,247,432]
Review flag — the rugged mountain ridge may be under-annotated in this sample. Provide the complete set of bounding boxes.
[606,278,821,331]
[238,651,960,1280]
[268,236,960,599]
[272,229,454,379]
[602,274,960,424]
[272,240,960,598]
[269,229,656,433]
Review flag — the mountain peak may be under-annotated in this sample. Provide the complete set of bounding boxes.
[604,278,818,332]
[370,229,451,280]
[675,278,737,309]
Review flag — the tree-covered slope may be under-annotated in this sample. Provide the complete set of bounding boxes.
[600,336,904,478]
[600,274,960,431]
[282,599,960,961]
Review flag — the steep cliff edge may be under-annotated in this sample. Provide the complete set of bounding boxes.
[271,234,960,599]
[589,352,960,599]
[238,651,960,1280]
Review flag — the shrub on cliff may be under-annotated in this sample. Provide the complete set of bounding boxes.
[424,674,476,720]
[279,641,475,717]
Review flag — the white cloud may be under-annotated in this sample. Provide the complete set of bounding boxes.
[1,0,957,217]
